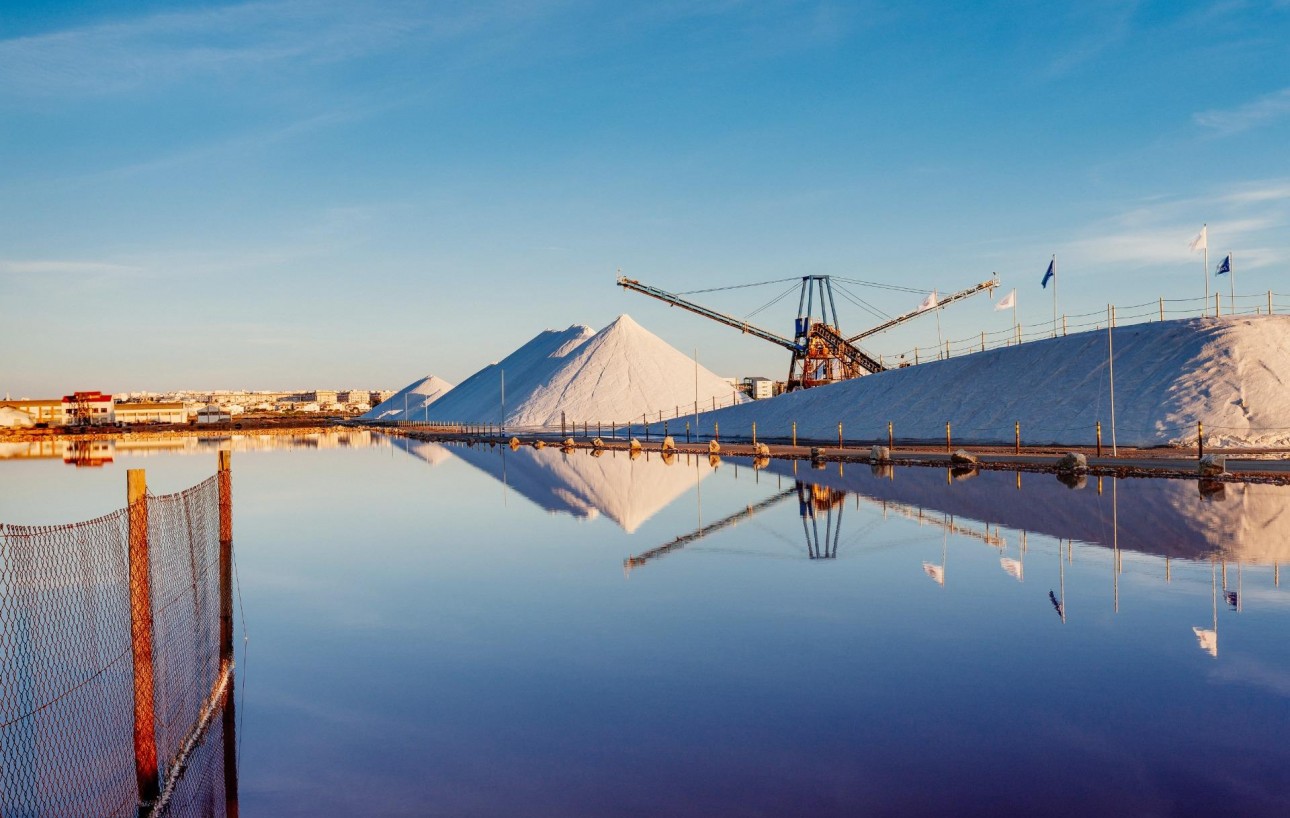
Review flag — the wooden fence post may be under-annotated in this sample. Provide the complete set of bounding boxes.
[218,452,233,665]
[945,422,951,453]
[127,469,159,808]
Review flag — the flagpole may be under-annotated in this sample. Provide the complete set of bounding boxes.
[1202,224,1209,314]
[1052,254,1058,338]
[1229,250,1235,315]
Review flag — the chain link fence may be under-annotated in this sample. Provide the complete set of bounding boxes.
[1,462,235,817]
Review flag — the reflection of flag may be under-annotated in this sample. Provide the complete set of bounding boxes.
[1049,590,1064,619]
[1224,590,1238,609]
[1189,226,1208,253]
[995,289,1016,311]
[922,562,945,585]
[1041,259,1055,289]
[917,291,938,312]
[1215,254,1231,276]
[1193,626,1217,657]
[1000,557,1023,581]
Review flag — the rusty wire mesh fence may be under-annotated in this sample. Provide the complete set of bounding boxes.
[1,468,234,818]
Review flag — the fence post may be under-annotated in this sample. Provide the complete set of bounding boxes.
[1159,297,1164,321]
[837,422,843,450]
[1015,421,1020,455]
[1096,421,1103,457]
[127,469,159,809]
[945,422,951,453]
[1197,421,1204,460]
[792,421,797,447]
[1269,291,1274,315]
[218,452,233,665]
[1062,315,1067,336]
[888,421,893,451]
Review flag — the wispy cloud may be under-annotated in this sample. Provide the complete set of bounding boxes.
[1056,179,1290,270]
[0,259,146,276]
[0,0,559,97]
[1043,0,1141,78]
[1194,87,1290,135]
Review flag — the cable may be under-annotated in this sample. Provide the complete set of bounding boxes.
[676,276,800,295]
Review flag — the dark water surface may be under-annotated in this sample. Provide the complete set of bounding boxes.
[3,432,1288,816]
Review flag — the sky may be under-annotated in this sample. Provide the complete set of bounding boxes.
[2,0,1289,396]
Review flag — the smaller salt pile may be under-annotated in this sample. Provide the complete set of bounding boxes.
[419,325,594,424]
[362,375,454,422]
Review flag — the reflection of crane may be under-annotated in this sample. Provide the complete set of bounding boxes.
[799,481,846,560]
[623,487,796,571]
[617,274,998,391]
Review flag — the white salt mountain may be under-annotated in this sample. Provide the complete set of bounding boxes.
[669,315,1290,448]
[419,325,594,425]
[423,315,744,428]
[362,375,454,422]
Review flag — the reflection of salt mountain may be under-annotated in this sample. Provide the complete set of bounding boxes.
[442,444,708,533]
[762,460,1290,563]
[390,436,452,466]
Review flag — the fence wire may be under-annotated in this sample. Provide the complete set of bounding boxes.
[1,474,232,818]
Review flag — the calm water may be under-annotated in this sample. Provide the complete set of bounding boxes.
[3,432,1289,816]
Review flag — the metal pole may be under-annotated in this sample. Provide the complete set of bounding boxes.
[1096,421,1102,457]
[1203,228,1209,309]
[1107,305,1118,456]
[945,421,951,453]
[500,369,506,433]
[1198,421,1204,460]
[888,421,893,451]
[218,452,233,665]
[838,422,843,449]
[1015,421,1020,455]
[127,469,159,809]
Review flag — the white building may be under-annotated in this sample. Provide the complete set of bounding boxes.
[115,402,189,425]
[196,405,232,424]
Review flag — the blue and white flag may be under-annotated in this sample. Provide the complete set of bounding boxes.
[1041,259,1055,289]
[1215,254,1232,276]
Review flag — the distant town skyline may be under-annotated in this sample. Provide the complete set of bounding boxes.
[3,0,1289,395]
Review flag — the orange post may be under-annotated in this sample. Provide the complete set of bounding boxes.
[218,451,234,665]
[127,469,159,807]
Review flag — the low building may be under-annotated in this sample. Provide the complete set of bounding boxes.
[743,377,776,400]
[62,391,115,426]
[196,405,232,424]
[115,402,189,425]
[0,399,64,425]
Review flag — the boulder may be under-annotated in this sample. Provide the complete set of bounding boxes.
[562,437,576,448]
[950,449,978,465]
[1198,454,1227,477]
[708,439,721,454]
[870,445,890,463]
[753,442,771,456]
[662,435,677,452]
[1056,452,1087,473]
[810,446,826,462]
[508,437,521,450]
[592,437,605,448]
[629,437,643,451]
[532,440,545,449]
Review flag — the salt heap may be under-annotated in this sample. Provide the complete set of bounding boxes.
[362,375,454,422]
[675,315,1290,448]
[424,315,743,427]
[0,407,35,428]
[420,325,594,424]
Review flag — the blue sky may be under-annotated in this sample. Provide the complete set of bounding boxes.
[3,0,1289,395]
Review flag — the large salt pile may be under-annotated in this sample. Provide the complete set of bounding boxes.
[362,375,454,422]
[419,325,594,424]
[424,315,744,427]
[671,315,1290,448]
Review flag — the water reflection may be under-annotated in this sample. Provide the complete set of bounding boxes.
[0,430,384,465]
[433,443,713,533]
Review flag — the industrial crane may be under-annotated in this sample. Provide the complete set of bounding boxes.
[617,273,998,391]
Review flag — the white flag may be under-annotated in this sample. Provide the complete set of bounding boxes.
[995,289,1016,311]
[1189,225,1208,253]
[1192,626,1217,657]
[922,562,945,585]
[917,291,937,312]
